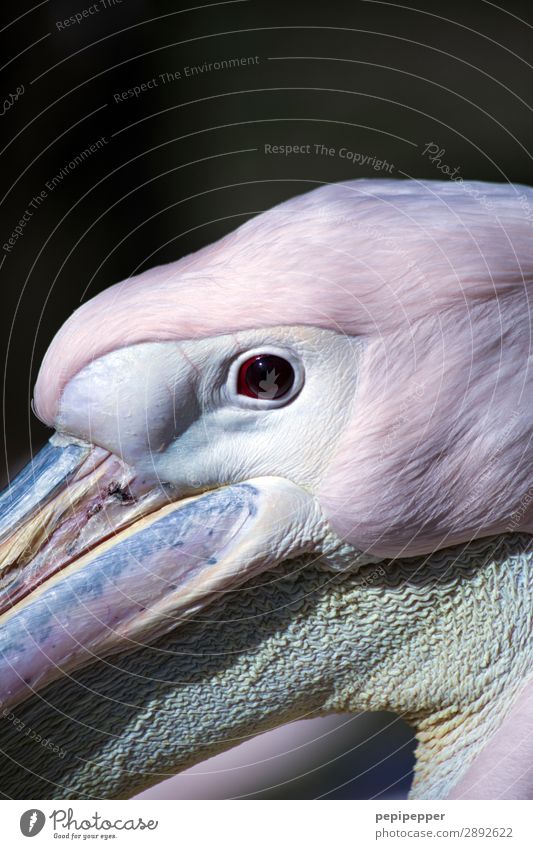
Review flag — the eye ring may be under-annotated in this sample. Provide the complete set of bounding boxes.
[237,354,295,400]
[227,346,304,409]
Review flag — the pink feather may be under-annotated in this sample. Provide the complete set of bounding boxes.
[34,179,533,556]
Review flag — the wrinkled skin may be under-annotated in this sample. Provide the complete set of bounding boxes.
[1,533,531,800]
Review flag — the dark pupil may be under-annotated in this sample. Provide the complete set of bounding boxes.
[243,355,295,399]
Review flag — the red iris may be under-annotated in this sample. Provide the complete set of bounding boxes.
[237,355,295,400]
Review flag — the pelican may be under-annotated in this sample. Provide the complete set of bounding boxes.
[0,179,532,800]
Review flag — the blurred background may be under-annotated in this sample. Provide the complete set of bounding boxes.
[1,0,532,799]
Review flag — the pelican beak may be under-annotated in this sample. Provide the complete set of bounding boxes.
[0,435,327,711]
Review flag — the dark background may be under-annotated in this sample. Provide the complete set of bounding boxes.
[1,0,532,799]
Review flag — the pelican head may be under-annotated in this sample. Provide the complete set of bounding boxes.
[0,179,532,799]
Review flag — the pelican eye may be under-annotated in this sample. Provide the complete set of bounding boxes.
[237,354,295,400]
